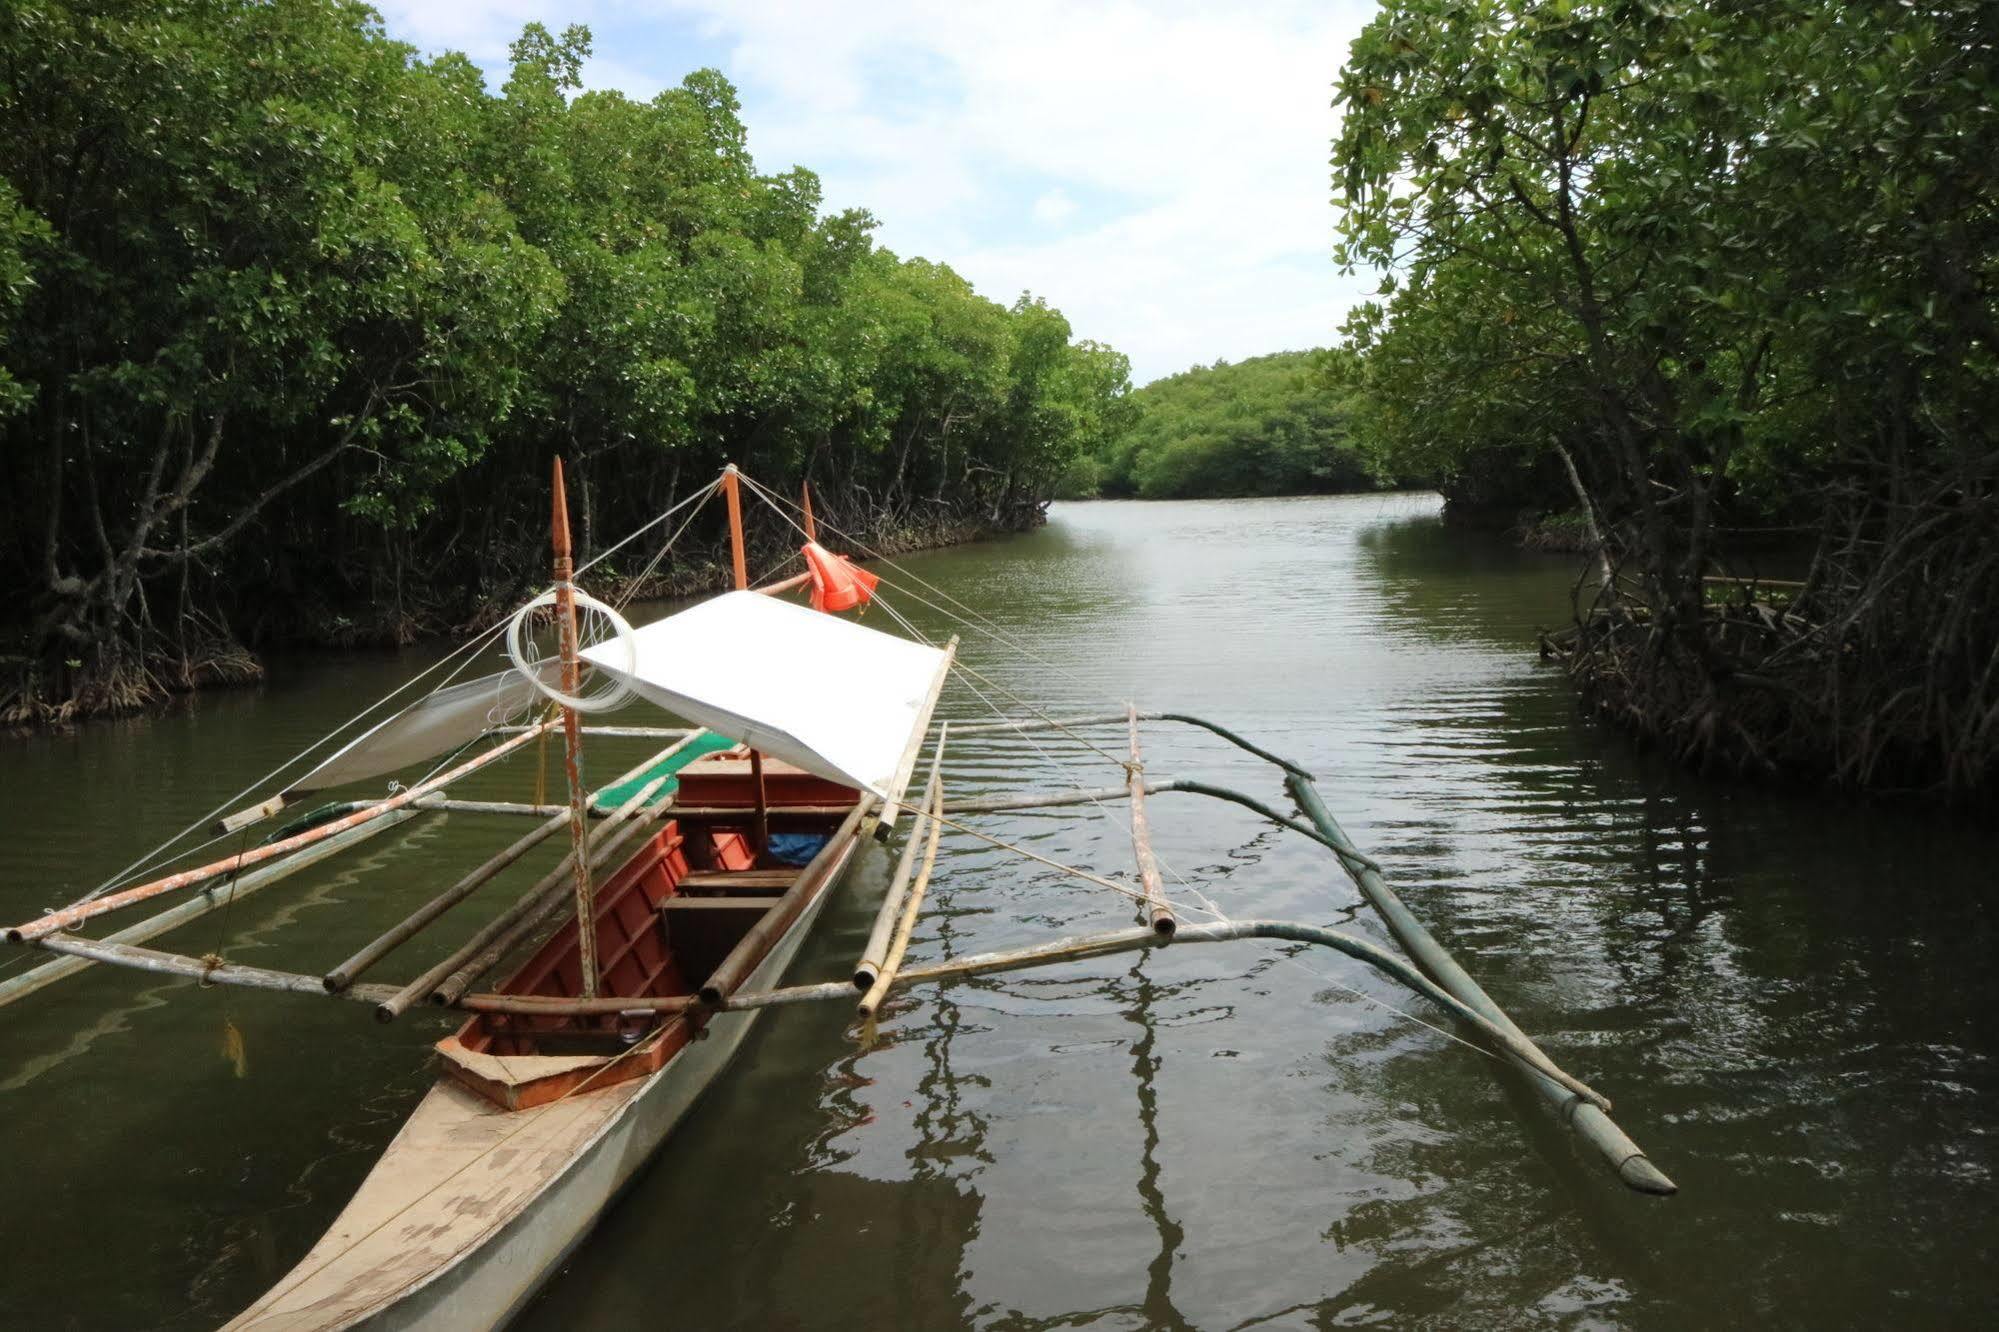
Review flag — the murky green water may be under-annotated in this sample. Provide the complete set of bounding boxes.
[2,494,1993,1329]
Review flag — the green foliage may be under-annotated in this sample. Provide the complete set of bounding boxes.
[1065,351,1379,499]
[1331,0,1999,793]
[0,1,1129,716]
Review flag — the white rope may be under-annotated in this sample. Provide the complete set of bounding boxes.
[78,616,516,902]
[572,481,716,583]
[733,469,1125,705]
[505,586,637,713]
[76,479,717,906]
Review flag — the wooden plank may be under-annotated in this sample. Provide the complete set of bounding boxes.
[213,794,287,836]
[660,896,783,912]
[678,869,797,890]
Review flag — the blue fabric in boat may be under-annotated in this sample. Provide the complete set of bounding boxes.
[767,832,831,867]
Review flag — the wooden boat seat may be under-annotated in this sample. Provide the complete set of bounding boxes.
[659,895,784,912]
[678,869,798,894]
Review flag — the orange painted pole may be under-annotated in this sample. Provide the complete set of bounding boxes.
[721,465,749,590]
[721,465,769,856]
[7,724,549,943]
[551,458,599,998]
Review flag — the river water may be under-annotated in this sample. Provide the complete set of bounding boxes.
[1,493,1993,1329]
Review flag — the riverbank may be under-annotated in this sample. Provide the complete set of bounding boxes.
[0,504,1033,734]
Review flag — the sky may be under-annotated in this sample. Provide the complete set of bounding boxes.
[373,1,1380,385]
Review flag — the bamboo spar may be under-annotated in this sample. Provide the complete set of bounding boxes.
[6,724,549,944]
[1283,773,1676,1195]
[550,458,598,999]
[721,464,770,857]
[1125,706,1176,937]
[372,772,670,1021]
[853,733,947,990]
[0,812,418,1010]
[321,809,571,993]
[856,770,946,1020]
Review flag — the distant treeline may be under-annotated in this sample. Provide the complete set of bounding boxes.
[1059,350,1389,499]
[1330,0,1997,798]
[0,4,1132,724]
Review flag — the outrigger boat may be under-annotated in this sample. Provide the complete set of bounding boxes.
[1,462,1674,1331]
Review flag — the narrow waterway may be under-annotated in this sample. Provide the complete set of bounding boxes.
[1,493,1992,1329]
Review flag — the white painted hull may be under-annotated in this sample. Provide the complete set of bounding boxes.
[226,833,861,1332]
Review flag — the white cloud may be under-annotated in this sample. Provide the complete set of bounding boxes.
[374,1,1379,382]
[1030,190,1078,227]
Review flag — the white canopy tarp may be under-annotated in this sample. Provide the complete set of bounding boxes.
[286,662,553,795]
[580,590,948,796]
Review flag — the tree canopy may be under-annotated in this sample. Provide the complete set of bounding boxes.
[0,3,1133,721]
[1331,0,1999,795]
[1061,350,1383,499]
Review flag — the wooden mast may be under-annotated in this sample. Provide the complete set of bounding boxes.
[721,465,770,856]
[551,458,599,998]
[801,479,818,543]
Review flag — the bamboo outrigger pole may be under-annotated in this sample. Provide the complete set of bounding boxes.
[0,813,418,1011]
[6,726,549,944]
[550,458,599,998]
[1282,773,1676,1195]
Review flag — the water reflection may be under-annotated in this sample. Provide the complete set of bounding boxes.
[1,494,1993,1328]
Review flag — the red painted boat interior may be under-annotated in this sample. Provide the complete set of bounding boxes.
[447,754,860,1072]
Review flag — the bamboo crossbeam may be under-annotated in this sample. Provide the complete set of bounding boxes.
[7,725,550,944]
[495,725,696,739]
[1125,706,1175,938]
[1284,774,1674,1195]
[30,934,401,1006]
[942,778,1355,866]
[945,782,1140,813]
[855,777,945,1020]
[0,813,419,1011]
[452,918,1608,1109]
[946,711,1313,778]
[322,810,572,993]
[412,797,573,817]
[697,799,875,1006]
[373,774,670,1021]
[945,712,1130,735]
[29,903,1608,1116]
[852,734,947,991]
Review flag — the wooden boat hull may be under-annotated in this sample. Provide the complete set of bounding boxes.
[225,825,862,1331]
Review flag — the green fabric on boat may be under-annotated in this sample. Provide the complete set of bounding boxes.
[591,731,739,809]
